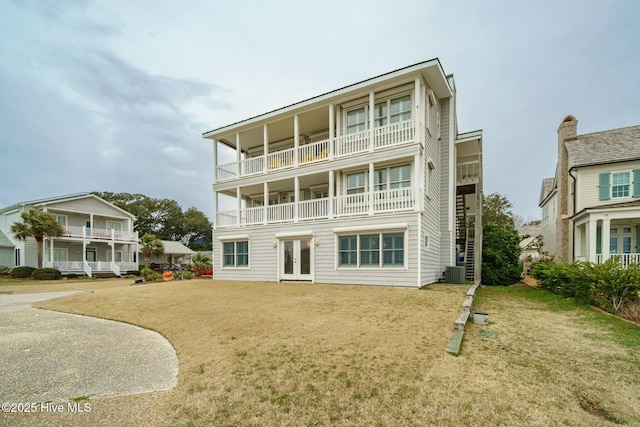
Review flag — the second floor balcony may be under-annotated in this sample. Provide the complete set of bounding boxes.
[216,120,416,182]
[59,225,138,242]
[216,188,417,229]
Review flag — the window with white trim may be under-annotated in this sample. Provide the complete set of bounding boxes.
[612,172,630,198]
[345,93,412,134]
[53,248,68,261]
[56,215,67,226]
[106,251,123,262]
[106,221,122,231]
[223,241,249,267]
[337,232,405,268]
[346,172,366,194]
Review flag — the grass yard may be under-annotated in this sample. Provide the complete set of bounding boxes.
[2,279,639,426]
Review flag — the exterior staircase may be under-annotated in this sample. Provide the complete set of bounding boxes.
[465,239,475,281]
[456,194,466,245]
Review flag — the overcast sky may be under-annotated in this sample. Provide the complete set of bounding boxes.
[1,0,639,223]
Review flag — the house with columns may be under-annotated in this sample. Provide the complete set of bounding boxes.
[539,116,640,267]
[203,59,483,287]
[0,193,138,277]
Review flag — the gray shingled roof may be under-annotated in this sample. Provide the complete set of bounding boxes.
[565,125,640,168]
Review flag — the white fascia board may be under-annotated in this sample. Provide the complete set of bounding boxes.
[275,231,314,239]
[217,234,250,241]
[333,223,408,235]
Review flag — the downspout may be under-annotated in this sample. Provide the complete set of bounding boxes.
[568,167,577,261]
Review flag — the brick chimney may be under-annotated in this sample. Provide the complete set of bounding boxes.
[556,115,577,261]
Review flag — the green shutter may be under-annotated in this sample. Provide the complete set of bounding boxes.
[596,226,602,255]
[633,169,640,198]
[599,173,610,200]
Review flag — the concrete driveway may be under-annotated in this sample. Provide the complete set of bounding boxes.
[0,291,178,403]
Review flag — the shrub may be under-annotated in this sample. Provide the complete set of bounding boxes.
[481,222,522,286]
[32,268,62,280]
[10,266,37,278]
[530,258,640,314]
[0,266,10,276]
[590,259,640,313]
[141,267,162,282]
[173,270,192,280]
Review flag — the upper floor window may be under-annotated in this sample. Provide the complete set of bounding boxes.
[346,108,366,134]
[612,172,630,198]
[347,172,366,194]
[600,170,640,200]
[56,215,67,226]
[345,93,412,134]
[106,221,122,231]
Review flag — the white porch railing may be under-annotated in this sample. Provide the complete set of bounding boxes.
[216,189,417,229]
[299,140,329,164]
[60,225,138,242]
[457,161,480,185]
[374,120,415,149]
[216,120,416,181]
[268,203,295,223]
[596,253,640,268]
[299,199,328,220]
[48,260,136,277]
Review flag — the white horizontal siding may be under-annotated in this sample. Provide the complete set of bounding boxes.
[213,213,421,287]
[45,197,132,219]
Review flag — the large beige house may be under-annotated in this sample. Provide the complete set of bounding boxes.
[203,60,483,287]
[539,116,640,266]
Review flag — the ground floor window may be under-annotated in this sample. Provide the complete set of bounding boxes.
[223,241,249,267]
[338,232,405,268]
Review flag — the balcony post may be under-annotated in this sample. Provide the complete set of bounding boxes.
[369,91,375,152]
[414,77,421,146]
[263,182,268,225]
[587,219,597,263]
[329,104,334,160]
[212,139,218,184]
[602,218,611,262]
[213,190,218,230]
[328,170,334,219]
[414,152,422,212]
[369,163,375,215]
[263,124,269,174]
[236,132,242,177]
[294,114,299,167]
[236,187,241,227]
[294,176,300,223]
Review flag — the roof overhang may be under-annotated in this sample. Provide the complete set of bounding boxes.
[203,59,453,141]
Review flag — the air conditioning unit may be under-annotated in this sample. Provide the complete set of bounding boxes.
[445,266,465,284]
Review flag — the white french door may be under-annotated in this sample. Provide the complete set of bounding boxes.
[281,239,312,281]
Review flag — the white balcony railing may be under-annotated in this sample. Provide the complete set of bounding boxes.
[216,188,416,229]
[60,226,138,242]
[46,260,137,278]
[457,161,480,185]
[216,120,416,181]
[596,253,640,268]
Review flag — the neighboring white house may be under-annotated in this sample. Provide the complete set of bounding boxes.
[539,116,640,266]
[0,193,139,277]
[203,59,483,287]
[140,240,196,269]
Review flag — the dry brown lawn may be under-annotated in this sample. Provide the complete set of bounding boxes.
[2,279,639,427]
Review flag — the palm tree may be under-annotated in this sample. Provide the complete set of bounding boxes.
[11,209,64,269]
[190,252,212,276]
[140,233,164,268]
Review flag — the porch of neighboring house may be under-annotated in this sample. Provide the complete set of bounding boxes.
[43,224,138,277]
[573,206,640,268]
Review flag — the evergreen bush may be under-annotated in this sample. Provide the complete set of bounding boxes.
[10,266,37,278]
[32,268,62,280]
